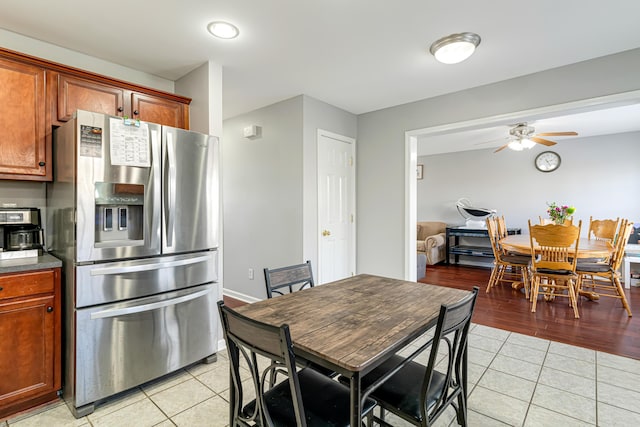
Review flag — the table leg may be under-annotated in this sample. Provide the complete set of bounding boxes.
[350,373,362,426]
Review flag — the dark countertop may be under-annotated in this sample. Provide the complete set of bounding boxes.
[0,253,62,274]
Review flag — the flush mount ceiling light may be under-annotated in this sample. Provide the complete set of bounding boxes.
[429,32,481,64]
[207,21,239,39]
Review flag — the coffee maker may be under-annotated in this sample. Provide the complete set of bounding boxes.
[0,207,44,253]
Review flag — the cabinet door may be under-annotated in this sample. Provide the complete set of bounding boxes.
[0,295,56,408]
[0,58,48,180]
[131,92,189,129]
[56,73,125,122]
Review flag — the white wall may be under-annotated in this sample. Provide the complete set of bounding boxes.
[176,60,223,138]
[357,48,640,279]
[0,29,174,92]
[418,131,640,231]
[222,96,304,301]
[222,95,356,301]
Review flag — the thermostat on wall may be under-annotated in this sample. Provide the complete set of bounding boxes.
[243,125,260,138]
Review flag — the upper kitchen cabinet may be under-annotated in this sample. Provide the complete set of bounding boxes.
[51,72,190,129]
[131,92,189,129]
[0,56,49,181]
[53,73,126,123]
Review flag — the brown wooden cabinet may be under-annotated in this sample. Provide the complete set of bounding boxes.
[54,73,126,123]
[51,72,189,129]
[0,47,192,182]
[0,57,49,181]
[131,92,189,128]
[0,268,62,419]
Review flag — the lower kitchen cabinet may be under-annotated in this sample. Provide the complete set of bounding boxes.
[0,268,61,419]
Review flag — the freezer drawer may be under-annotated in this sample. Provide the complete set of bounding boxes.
[75,251,217,307]
[73,283,218,408]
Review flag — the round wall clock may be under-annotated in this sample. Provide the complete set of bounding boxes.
[535,151,561,172]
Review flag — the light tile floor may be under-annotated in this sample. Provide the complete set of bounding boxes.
[2,323,640,427]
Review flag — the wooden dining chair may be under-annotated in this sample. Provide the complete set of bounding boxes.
[588,216,620,242]
[263,260,315,298]
[486,217,530,299]
[496,215,508,240]
[217,301,376,427]
[529,220,582,318]
[347,287,479,427]
[576,219,633,317]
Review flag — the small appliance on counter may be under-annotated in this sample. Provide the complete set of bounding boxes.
[0,207,44,259]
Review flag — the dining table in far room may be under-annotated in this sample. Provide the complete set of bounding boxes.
[234,273,471,427]
[499,234,614,300]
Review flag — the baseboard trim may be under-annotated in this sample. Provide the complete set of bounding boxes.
[223,288,261,304]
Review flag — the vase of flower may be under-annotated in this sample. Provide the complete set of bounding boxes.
[547,202,576,225]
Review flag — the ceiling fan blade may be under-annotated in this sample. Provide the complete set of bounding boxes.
[530,136,557,146]
[536,131,578,136]
[494,143,509,153]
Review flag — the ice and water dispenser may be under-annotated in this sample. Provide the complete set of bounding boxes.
[94,183,144,245]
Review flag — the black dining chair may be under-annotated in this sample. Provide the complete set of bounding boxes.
[263,260,315,298]
[349,286,479,427]
[263,260,337,381]
[217,301,376,427]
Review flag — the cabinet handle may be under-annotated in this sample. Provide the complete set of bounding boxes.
[0,286,3,291]
[133,110,139,115]
[117,107,124,112]
[39,161,46,167]
[47,306,53,313]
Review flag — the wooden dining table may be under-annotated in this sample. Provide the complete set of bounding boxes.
[235,273,470,426]
[499,234,613,259]
[499,234,614,300]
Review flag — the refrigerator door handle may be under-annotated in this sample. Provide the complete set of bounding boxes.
[166,131,177,248]
[90,288,213,320]
[89,254,211,276]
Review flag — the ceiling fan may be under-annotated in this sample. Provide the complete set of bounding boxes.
[494,123,578,153]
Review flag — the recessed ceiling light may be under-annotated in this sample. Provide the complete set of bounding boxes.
[207,21,240,39]
[429,32,481,64]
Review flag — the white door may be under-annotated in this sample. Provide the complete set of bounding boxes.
[317,130,356,284]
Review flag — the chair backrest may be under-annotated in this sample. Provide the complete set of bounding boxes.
[217,301,307,426]
[264,260,315,298]
[496,216,508,239]
[610,219,633,271]
[588,216,620,242]
[421,287,479,422]
[528,220,582,272]
[485,217,502,258]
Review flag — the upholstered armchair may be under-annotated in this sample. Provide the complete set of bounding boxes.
[417,221,447,265]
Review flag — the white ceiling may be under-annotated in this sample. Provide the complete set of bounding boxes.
[2,0,640,122]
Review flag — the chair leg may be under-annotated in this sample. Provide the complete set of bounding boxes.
[531,276,539,313]
[521,266,530,300]
[612,274,633,317]
[486,263,498,293]
[568,279,580,319]
[456,393,468,427]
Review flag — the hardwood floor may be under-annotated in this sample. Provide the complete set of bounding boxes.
[223,264,640,360]
[420,264,640,360]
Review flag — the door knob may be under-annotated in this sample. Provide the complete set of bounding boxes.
[322,230,331,237]
[47,306,53,313]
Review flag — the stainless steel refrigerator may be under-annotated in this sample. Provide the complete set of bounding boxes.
[47,110,220,417]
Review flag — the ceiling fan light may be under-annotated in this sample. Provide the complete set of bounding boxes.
[508,140,524,151]
[521,138,536,149]
[430,32,481,64]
